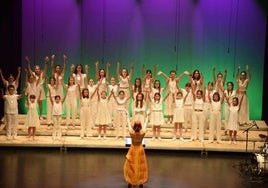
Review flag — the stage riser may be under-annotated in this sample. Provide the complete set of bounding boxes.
[1,119,267,153]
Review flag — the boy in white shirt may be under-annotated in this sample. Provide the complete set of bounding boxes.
[1,85,24,140]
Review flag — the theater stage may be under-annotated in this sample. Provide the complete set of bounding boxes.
[0,115,267,154]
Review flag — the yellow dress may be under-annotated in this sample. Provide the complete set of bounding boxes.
[123,131,148,186]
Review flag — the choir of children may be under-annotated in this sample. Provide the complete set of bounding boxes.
[0,58,252,144]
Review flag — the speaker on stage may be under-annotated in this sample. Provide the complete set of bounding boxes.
[125,138,146,147]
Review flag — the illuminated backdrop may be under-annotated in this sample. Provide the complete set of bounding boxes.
[21,0,266,120]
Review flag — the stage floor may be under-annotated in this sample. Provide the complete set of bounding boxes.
[0,115,267,154]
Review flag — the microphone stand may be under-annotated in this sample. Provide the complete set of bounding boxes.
[243,122,255,164]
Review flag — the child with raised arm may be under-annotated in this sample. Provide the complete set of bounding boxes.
[79,86,97,139]
[132,92,146,129]
[117,61,134,108]
[71,64,89,117]
[213,66,227,96]
[0,67,21,130]
[204,82,215,133]
[151,79,165,99]
[25,56,49,119]
[25,95,40,141]
[0,66,21,93]
[108,76,118,128]
[46,77,58,129]
[131,77,144,124]
[70,64,88,89]
[236,65,251,125]
[224,81,236,134]
[208,92,224,143]
[148,79,166,123]
[48,89,65,141]
[87,78,99,130]
[172,91,188,141]
[50,54,66,99]
[95,61,110,94]
[157,70,189,124]
[190,69,204,91]
[226,96,240,144]
[191,89,205,142]
[112,90,131,139]
[62,76,79,129]
[181,83,193,132]
[147,92,168,140]
[94,88,112,139]
[1,85,24,140]
[25,74,41,98]
[132,77,142,100]
[25,74,42,123]
[142,64,157,93]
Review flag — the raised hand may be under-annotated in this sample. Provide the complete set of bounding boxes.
[85,65,89,71]
[157,71,163,75]
[44,56,49,63]
[51,54,55,60]
[63,54,67,60]
[184,71,190,75]
[25,56,30,63]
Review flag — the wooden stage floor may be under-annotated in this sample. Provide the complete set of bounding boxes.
[0,115,267,154]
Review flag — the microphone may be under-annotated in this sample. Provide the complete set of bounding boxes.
[253,120,259,129]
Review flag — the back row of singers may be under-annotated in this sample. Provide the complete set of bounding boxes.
[0,55,251,140]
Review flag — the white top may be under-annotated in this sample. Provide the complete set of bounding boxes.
[116,98,127,110]
[224,90,236,104]
[80,97,91,108]
[238,79,249,92]
[211,101,222,112]
[191,78,202,90]
[53,73,63,83]
[194,98,204,110]
[53,102,63,116]
[168,79,177,94]
[174,98,184,108]
[97,77,108,93]
[144,78,151,91]
[47,84,57,97]
[4,81,18,94]
[182,89,193,106]
[33,72,45,85]
[215,81,224,92]
[88,85,98,102]
[3,94,19,114]
[119,76,130,88]
[73,73,86,89]
[205,90,215,103]
[151,87,163,95]
[151,99,163,111]
[26,82,41,98]
[133,100,146,113]
[66,84,78,100]
[108,85,118,95]
[53,73,64,96]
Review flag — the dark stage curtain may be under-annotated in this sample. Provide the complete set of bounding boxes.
[0,0,22,119]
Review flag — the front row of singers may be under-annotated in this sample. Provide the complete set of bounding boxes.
[1,80,240,144]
